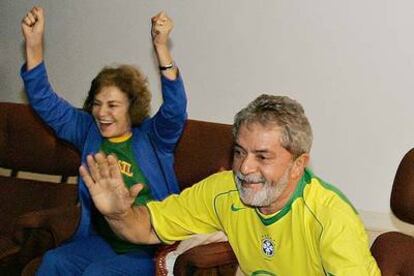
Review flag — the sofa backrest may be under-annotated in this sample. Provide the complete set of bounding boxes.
[0,102,234,191]
[174,120,234,190]
[0,102,81,180]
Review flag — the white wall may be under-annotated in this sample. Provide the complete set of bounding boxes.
[2,0,414,222]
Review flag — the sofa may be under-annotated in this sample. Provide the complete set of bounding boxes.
[0,102,238,275]
[0,102,80,275]
[370,148,414,276]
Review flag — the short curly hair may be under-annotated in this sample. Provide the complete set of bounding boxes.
[233,94,313,159]
[83,64,151,126]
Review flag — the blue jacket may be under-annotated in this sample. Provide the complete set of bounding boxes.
[21,62,187,239]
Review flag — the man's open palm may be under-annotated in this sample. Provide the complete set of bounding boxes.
[79,153,143,218]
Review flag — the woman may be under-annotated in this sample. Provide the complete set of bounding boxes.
[21,6,186,275]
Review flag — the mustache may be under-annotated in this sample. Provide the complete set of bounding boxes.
[235,171,266,184]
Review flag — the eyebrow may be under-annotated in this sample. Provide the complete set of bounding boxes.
[93,99,122,104]
[234,143,271,154]
[233,143,243,150]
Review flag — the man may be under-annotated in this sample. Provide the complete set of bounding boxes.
[80,95,380,275]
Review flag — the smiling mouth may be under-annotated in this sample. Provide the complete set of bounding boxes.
[242,182,264,189]
[237,177,263,187]
[99,119,113,123]
[237,176,264,186]
[100,122,111,128]
[96,119,114,128]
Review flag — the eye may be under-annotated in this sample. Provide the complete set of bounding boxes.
[109,102,122,109]
[92,101,101,107]
[233,148,245,159]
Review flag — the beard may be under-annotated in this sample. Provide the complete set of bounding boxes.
[234,166,291,207]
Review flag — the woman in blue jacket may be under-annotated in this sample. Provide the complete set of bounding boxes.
[21,6,186,275]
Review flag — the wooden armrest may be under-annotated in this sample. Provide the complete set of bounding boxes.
[174,241,237,274]
[155,242,180,276]
[0,236,21,259]
[14,204,80,245]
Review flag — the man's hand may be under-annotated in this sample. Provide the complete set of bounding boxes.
[79,152,143,219]
[151,11,173,47]
[21,6,45,69]
[79,152,161,245]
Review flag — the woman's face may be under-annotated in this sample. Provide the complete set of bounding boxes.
[92,86,132,138]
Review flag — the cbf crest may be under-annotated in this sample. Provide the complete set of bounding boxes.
[261,235,276,257]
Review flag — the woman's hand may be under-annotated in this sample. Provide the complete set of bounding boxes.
[151,11,173,47]
[151,11,177,79]
[21,6,45,70]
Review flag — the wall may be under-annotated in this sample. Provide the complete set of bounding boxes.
[2,0,414,230]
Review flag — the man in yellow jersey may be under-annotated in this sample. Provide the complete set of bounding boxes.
[80,95,381,275]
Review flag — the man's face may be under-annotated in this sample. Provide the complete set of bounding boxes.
[233,122,297,213]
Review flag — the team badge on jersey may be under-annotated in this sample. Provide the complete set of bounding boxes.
[261,235,276,257]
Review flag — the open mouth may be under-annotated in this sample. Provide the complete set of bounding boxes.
[97,120,115,132]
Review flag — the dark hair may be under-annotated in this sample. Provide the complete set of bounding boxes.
[83,64,151,126]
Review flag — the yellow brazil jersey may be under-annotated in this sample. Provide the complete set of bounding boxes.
[147,169,380,276]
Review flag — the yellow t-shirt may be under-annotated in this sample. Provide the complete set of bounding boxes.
[147,169,380,276]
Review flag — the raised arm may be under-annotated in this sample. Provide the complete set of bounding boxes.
[20,6,91,149]
[21,6,44,70]
[146,11,187,152]
[152,11,177,80]
[79,153,161,244]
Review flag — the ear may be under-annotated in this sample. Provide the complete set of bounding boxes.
[291,153,310,179]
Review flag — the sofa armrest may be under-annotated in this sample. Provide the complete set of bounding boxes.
[174,241,238,275]
[155,242,180,276]
[371,231,414,276]
[14,204,80,246]
[155,241,237,276]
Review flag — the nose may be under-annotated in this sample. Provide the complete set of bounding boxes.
[238,154,258,175]
[96,105,108,118]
